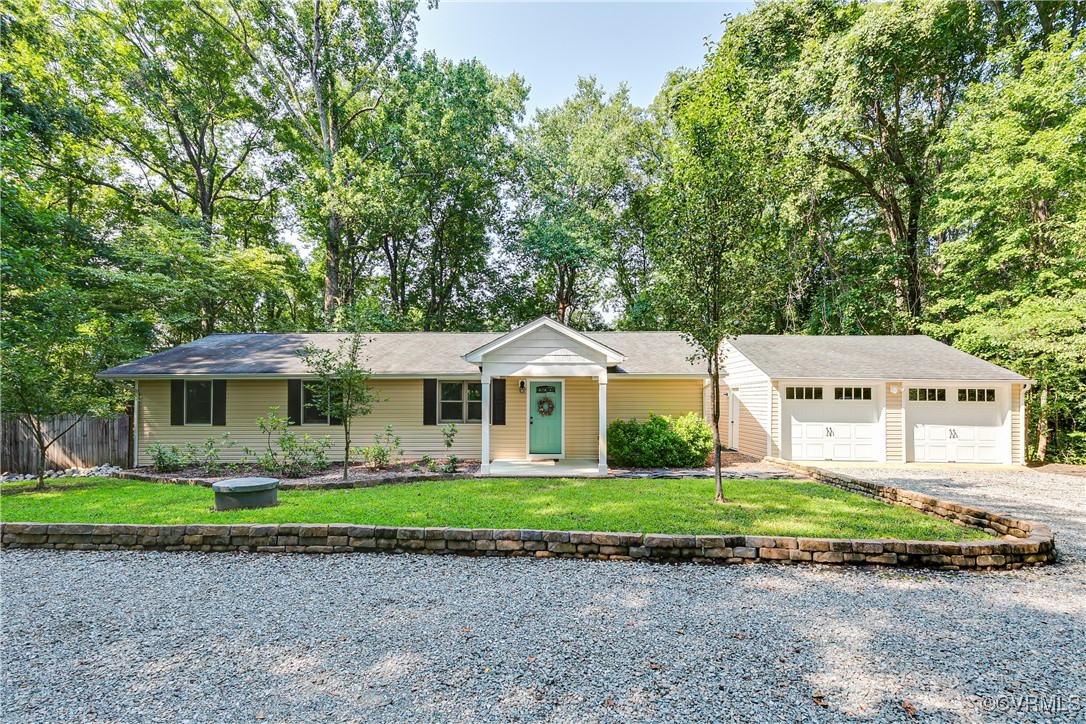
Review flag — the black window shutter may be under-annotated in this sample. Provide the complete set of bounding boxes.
[212,380,227,426]
[170,380,184,426]
[287,380,302,426]
[423,379,437,425]
[491,378,506,426]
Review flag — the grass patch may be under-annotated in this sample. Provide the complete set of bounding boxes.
[0,476,990,541]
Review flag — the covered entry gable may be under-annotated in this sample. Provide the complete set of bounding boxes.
[462,316,624,377]
[464,317,624,476]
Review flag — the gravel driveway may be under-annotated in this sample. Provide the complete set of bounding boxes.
[3,466,1084,723]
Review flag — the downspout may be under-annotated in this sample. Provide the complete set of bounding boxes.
[132,380,139,469]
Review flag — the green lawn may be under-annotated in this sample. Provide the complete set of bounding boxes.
[0,476,989,540]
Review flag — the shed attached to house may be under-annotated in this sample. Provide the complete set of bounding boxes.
[722,335,1030,465]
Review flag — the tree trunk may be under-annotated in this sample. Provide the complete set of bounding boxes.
[709,352,723,503]
[324,212,343,315]
[1035,386,1049,463]
[36,426,47,491]
[343,425,351,481]
[904,190,924,321]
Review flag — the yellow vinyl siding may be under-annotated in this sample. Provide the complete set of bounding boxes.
[490,376,599,460]
[607,379,705,422]
[138,379,481,465]
[564,377,599,459]
[490,377,527,459]
[886,381,903,463]
[138,380,287,466]
[1011,383,1023,465]
[140,376,710,466]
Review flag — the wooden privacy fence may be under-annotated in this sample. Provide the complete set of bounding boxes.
[1,414,131,473]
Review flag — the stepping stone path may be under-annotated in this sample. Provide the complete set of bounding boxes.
[613,468,806,480]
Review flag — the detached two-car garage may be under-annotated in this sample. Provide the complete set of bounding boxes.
[721,336,1029,466]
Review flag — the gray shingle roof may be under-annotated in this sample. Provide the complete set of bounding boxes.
[728,335,1029,382]
[98,331,704,378]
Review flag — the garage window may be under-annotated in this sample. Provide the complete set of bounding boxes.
[909,388,946,402]
[834,387,871,401]
[958,388,996,402]
[785,386,822,400]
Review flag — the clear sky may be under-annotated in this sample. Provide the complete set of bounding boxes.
[416,1,754,114]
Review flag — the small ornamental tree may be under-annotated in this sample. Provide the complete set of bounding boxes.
[1,310,121,489]
[299,328,380,480]
[652,50,777,503]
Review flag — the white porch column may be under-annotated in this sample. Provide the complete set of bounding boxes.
[480,371,491,475]
[597,371,608,475]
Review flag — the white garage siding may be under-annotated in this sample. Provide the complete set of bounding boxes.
[904,384,1013,464]
[721,342,773,458]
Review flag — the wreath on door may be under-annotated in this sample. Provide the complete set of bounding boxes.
[536,396,555,417]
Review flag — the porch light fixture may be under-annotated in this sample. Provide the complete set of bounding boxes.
[519,380,526,394]
[890,385,900,394]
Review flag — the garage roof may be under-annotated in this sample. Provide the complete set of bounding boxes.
[97,330,704,378]
[728,335,1029,382]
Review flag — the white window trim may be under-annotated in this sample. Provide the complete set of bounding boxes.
[438,381,483,425]
[301,382,333,426]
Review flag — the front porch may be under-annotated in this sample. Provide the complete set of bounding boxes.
[464,318,623,477]
[483,458,607,478]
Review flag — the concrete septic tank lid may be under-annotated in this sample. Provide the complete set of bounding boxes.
[211,477,280,493]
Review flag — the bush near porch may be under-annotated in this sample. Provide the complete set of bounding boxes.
[607,413,714,468]
[0,475,990,540]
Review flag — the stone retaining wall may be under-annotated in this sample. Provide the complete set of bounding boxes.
[763,459,1051,540]
[1,521,1055,570]
[3,463,1057,570]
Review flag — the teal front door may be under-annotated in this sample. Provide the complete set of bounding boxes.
[529,381,563,456]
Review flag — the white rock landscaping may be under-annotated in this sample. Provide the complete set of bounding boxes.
[0,464,124,482]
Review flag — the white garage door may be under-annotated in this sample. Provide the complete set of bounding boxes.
[906,387,1005,464]
[785,386,879,461]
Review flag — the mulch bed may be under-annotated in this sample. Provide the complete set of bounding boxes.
[123,460,481,489]
[1028,462,1086,478]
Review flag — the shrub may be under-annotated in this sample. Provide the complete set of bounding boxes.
[147,442,185,472]
[184,433,236,475]
[441,454,460,474]
[354,425,404,470]
[441,422,459,471]
[247,407,332,478]
[606,412,714,468]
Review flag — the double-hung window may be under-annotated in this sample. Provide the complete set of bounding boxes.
[302,382,332,425]
[185,381,213,425]
[439,381,483,423]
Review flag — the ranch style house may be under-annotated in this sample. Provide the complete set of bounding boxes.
[98,317,1031,472]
